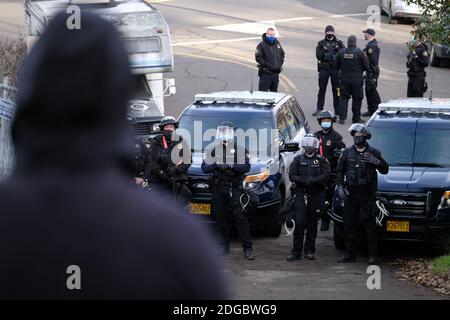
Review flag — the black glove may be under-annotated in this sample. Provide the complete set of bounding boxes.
[167,166,176,176]
[217,163,231,171]
[336,185,348,200]
[362,153,380,166]
[159,171,170,183]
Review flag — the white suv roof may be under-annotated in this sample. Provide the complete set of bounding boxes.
[194,91,289,105]
[378,98,450,113]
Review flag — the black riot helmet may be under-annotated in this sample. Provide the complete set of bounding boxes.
[301,133,320,155]
[159,116,179,131]
[317,110,337,123]
[348,123,371,139]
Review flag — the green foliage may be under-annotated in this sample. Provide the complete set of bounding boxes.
[406,0,450,46]
[433,255,450,274]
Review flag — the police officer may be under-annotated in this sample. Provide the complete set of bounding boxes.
[287,134,330,261]
[127,114,151,187]
[406,37,430,97]
[335,35,370,125]
[313,25,345,117]
[336,124,389,265]
[314,110,346,231]
[149,116,192,201]
[362,29,381,117]
[201,121,254,260]
[255,27,285,92]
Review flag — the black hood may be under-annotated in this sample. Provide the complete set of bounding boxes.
[12,12,132,175]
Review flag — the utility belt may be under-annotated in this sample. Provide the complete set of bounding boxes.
[407,70,426,77]
[258,67,280,76]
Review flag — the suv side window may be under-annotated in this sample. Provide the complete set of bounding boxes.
[276,110,291,140]
[281,100,301,136]
[290,98,306,127]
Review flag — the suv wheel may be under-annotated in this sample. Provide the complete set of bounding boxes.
[334,223,345,250]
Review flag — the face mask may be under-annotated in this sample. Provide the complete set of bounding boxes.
[163,130,173,140]
[353,135,366,146]
[321,121,332,130]
[304,147,316,156]
[326,34,334,40]
[266,35,276,44]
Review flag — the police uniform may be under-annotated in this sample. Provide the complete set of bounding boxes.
[149,133,191,200]
[363,38,381,115]
[288,152,330,259]
[201,140,253,258]
[336,143,388,262]
[335,38,370,123]
[407,43,430,97]
[255,33,285,92]
[315,36,345,115]
[314,128,345,229]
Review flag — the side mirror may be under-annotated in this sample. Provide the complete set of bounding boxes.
[164,78,176,96]
[280,142,299,153]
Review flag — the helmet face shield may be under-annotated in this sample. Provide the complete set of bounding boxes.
[348,123,371,138]
[216,126,234,142]
[301,136,319,151]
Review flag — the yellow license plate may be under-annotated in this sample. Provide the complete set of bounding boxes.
[386,220,410,232]
[188,203,211,215]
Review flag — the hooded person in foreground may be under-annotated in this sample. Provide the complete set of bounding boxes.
[0,12,226,299]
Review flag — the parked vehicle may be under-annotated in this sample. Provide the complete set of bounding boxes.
[379,0,422,24]
[331,98,450,249]
[178,91,310,237]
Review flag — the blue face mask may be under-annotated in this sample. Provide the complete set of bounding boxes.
[321,121,332,129]
[266,35,276,44]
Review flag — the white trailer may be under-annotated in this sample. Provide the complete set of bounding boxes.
[25,0,176,140]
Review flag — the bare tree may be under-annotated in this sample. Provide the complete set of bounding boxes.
[0,33,27,81]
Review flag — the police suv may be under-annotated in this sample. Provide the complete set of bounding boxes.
[332,98,450,248]
[177,91,309,237]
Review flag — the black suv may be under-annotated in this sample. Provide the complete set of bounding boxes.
[332,98,450,248]
[177,91,309,237]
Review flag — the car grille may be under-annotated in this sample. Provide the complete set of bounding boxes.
[377,192,430,217]
[134,122,156,136]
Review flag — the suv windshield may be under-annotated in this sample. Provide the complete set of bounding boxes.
[178,113,275,154]
[370,126,450,167]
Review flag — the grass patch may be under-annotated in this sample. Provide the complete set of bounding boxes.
[433,255,450,274]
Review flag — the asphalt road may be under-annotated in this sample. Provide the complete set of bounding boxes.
[1,0,449,300]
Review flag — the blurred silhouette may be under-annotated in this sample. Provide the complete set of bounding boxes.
[0,12,226,299]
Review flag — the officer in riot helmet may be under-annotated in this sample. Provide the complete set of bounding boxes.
[201,121,254,260]
[313,25,345,117]
[406,36,430,97]
[336,124,388,265]
[287,134,330,261]
[126,114,151,187]
[314,110,345,231]
[149,116,192,202]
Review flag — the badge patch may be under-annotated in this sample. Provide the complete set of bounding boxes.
[326,140,332,146]
[423,51,428,56]
[368,48,373,54]
[343,53,354,59]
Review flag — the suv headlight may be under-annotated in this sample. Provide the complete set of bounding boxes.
[438,191,450,209]
[244,170,270,190]
[152,123,160,132]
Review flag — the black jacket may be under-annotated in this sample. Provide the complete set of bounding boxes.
[0,13,225,299]
[289,153,330,191]
[132,137,151,179]
[314,129,346,171]
[336,144,389,193]
[255,33,285,73]
[364,39,380,76]
[316,36,345,69]
[335,46,370,78]
[407,44,430,74]
[149,133,191,183]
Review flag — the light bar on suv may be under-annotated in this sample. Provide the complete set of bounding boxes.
[378,98,450,113]
[194,94,276,105]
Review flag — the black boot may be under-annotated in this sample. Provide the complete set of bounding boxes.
[368,256,379,265]
[337,254,355,263]
[304,253,315,260]
[244,247,255,260]
[286,254,301,262]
